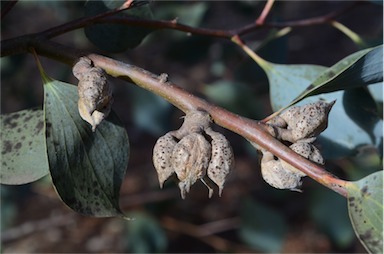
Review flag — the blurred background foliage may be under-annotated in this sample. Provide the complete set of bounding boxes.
[1,1,382,253]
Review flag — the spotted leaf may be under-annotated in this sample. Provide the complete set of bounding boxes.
[0,108,49,184]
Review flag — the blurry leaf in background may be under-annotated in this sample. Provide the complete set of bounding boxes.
[367,83,383,117]
[203,80,264,119]
[343,88,381,144]
[44,78,129,217]
[123,212,167,253]
[309,188,355,249]
[0,186,18,231]
[346,171,383,254]
[239,197,287,253]
[0,108,49,185]
[128,84,173,135]
[84,0,154,52]
[165,36,213,65]
[154,2,208,28]
[235,28,289,88]
[266,63,327,110]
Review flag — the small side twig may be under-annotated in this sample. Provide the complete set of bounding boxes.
[161,216,249,252]
[255,0,275,25]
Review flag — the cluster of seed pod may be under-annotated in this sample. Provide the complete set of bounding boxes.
[153,110,234,199]
[258,100,335,191]
[73,57,113,132]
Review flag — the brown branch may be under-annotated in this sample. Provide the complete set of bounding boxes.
[161,216,249,252]
[255,0,275,25]
[0,1,362,52]
[13,38,347,197]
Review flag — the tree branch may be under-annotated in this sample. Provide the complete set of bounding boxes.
[3,37,347,197]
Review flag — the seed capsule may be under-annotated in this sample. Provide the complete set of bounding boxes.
[281,142,324,176]
[73,57,113,131]
[270,101,335,143]
[171,133,211,199]
[205,128,234,196]
[260,150,303,191]
[152,132,177,188]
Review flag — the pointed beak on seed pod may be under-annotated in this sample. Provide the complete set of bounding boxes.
[152,110,234,199]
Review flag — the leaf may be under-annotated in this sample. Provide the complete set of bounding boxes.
[239,198,287,252]
[203,80,265,119]
[310,188,355,248]
[265,63,327,110]
[343,88,381,143]
[346,171,383,254]
[128,84,172,135]
[0,108,49,184]
[123,212,167,253]
[44,79,129,217]
[287,45,383,108]
[84,0,154,52]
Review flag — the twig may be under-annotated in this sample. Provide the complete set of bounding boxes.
[1,38,349,197]
[0,1,362,52]
[255,0,275,25]
[161,216,250,252]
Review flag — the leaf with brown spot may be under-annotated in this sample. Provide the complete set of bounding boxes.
[346,170,383,253]
[0,108,49,184]
[43,77,129,217]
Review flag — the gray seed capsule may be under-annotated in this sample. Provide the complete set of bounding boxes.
[171,133,211,199]
[205,128,234,196]
[152,132,178,188]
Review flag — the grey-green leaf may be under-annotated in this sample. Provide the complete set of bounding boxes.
[44,80,129,217]
[84,1,154,52]
[346,171,383,254]
[288,45,383,107]
[1,108,49,185]
[266,64,327,109]
[239,198,287,252]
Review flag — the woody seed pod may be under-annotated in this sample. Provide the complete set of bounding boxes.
[205,127,234,196]
[269,101,335,143]
[152,132,178,188]
[73,57,113,131]
[171,133,211,199]
[280,142,324,176]
[260,150,303,191]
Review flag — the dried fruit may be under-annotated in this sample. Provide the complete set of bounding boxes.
[205,127,234,196]
[172,133,211,199]
[280,142,324,176]
[73,57,113,131]
[257,100,334,191]
[152,132,177,188]
[268,101,335,143]
[152,110,235,198]
[260,149,303,191]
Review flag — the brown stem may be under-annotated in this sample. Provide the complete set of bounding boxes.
[2,38,349,197]
[255,0,275,25]
[0,1,362,52]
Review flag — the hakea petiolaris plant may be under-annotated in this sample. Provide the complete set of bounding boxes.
[1,1,382,253]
